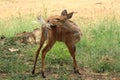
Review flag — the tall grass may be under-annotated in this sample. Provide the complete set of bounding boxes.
[0,14,39,37]
[76,16,120,72]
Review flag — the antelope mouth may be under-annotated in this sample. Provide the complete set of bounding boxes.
[50,24,57,27]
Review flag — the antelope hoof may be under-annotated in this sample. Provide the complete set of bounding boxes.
[75,70,81,75]
[74,69,81,75]
[32,69,35,74]
[75,70,81,74]
[41,71,46,78]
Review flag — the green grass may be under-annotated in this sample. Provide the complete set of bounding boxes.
[0,15,120,79]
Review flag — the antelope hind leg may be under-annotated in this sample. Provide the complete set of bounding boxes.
[66,43,81,75]
[41,41,55,78]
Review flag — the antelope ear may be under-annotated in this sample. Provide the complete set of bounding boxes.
[61,9,67,16]
[67,12,74,19]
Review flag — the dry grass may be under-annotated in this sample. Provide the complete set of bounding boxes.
[0,0,120,19]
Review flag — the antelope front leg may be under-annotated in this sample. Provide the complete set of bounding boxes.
[66,43,80,74]
[41,41,55,78]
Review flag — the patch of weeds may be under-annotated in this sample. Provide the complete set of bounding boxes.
[0,36,37,80]
[92,55,115,73]
[8,74,29,80]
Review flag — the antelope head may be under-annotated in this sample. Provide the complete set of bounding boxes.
[37,9,74,29]
[37,9,82,36]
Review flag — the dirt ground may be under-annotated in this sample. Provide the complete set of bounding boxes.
[0,0,120,19]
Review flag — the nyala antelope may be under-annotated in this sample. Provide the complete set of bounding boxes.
[32,9,82,78]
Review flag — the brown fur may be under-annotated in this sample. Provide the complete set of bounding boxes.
[32,9,82,78]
